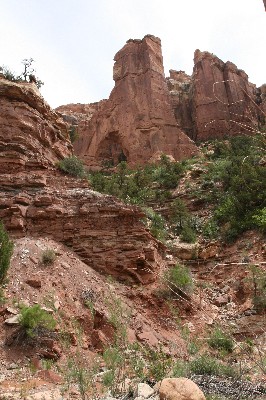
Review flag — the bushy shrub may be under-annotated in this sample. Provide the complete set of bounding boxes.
[249,265,266,313]
[0,65,20,81]
[180,225,197,243]
[207,327,234,353]
[170,198,197,243]
[0,288,6,306]
[143,208,167,242]
[19,304,56,338]
[252,207,266,233]
[164,263,193,296]
[41,249,56,265]
[58,156,85,178]
[69,126,79,143]
[202,135,266,241]
[189,354,235,377]
[0,222,13,284]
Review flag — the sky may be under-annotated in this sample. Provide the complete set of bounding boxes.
[1,0,265,108]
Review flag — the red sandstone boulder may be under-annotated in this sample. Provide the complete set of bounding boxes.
[159,378,206,400]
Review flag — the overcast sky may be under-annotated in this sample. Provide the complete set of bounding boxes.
[1,0,265,108]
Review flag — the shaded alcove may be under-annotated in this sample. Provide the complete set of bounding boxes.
[96,131,128,165]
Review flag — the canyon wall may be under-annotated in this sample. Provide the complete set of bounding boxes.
[58,35,198,167]
[58,37,265,158]
[0,77,165,284]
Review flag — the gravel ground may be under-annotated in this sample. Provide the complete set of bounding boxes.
[191,375,266,399]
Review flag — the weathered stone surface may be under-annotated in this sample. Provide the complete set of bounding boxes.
[166,70,194,138]
[159,378,206,400]
[190,50,263,140]
[4,314,21,325]
[58,35,198,167]
[134,382,154,399]
[0,77,72,173]
[170,239,199,260]
[0,75,166,285]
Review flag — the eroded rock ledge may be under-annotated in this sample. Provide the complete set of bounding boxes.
[0,77,165,284]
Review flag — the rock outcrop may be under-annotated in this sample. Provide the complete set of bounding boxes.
[190,50,262,140]
[0,76,165,284]
[0,76,72,173]
[58,37,265,159]
[168,51,265,141]
[58,35,198,167]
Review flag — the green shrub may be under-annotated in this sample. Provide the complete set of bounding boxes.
[0,222,13,284]
[19,304,56,338]
[0,65,20,81]
[180,225,197,243]
[41,249,56,265]
[69,126,79,143]
[172,360,189,377]
[143,208,167,242]
[0,288,6,306]
[58,156,85,178]
[207,327,234,353]
[201,135,266,240]
[189,354,235,377]
[164,263,193,295]
[249,265,266,312]
[252,207,266,233]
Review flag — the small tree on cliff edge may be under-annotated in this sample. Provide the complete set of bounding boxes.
[0,222,13,284]
[21,58,44,89]
[0,58,44,89]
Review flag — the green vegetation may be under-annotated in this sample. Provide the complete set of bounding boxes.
[249,265,266,312]
[1,58,44,88]
[201,135,266,241]
[170,198,197,243]
[19,304,56,338]
[58,155,85,178]
[0,288,6,306]
[0,221,13,284]
[143,207,167,241]
[164,263,194,296]
[189,354,235,377]
[207,327,234,353]
[89,155,186,205]
[41,249,56,265]
[69,126,79,143]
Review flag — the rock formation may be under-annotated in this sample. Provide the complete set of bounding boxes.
[58,35,198,167]
[168,51,265,141]
[0,76,72,173]
[58,37,265,161]
[190,50,262,140]
[0,76,165,284]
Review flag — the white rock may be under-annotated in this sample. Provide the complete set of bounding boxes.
[135,382,154,399]
[5,314,21,325]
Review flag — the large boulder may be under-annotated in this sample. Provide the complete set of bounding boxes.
[159,378,206,400]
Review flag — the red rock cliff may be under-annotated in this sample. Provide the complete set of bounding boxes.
[59,35,198,167]
[167,51,265,141]
[0,76,165,284]
[0,76,72,173]
[190,50,262,140]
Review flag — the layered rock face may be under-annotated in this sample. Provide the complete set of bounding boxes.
[0,76,72,173]
[166,70,194,139]
[58,35,198,167]
[0,77,165,284]
[190,50,262,140]
[59,37,265,158]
